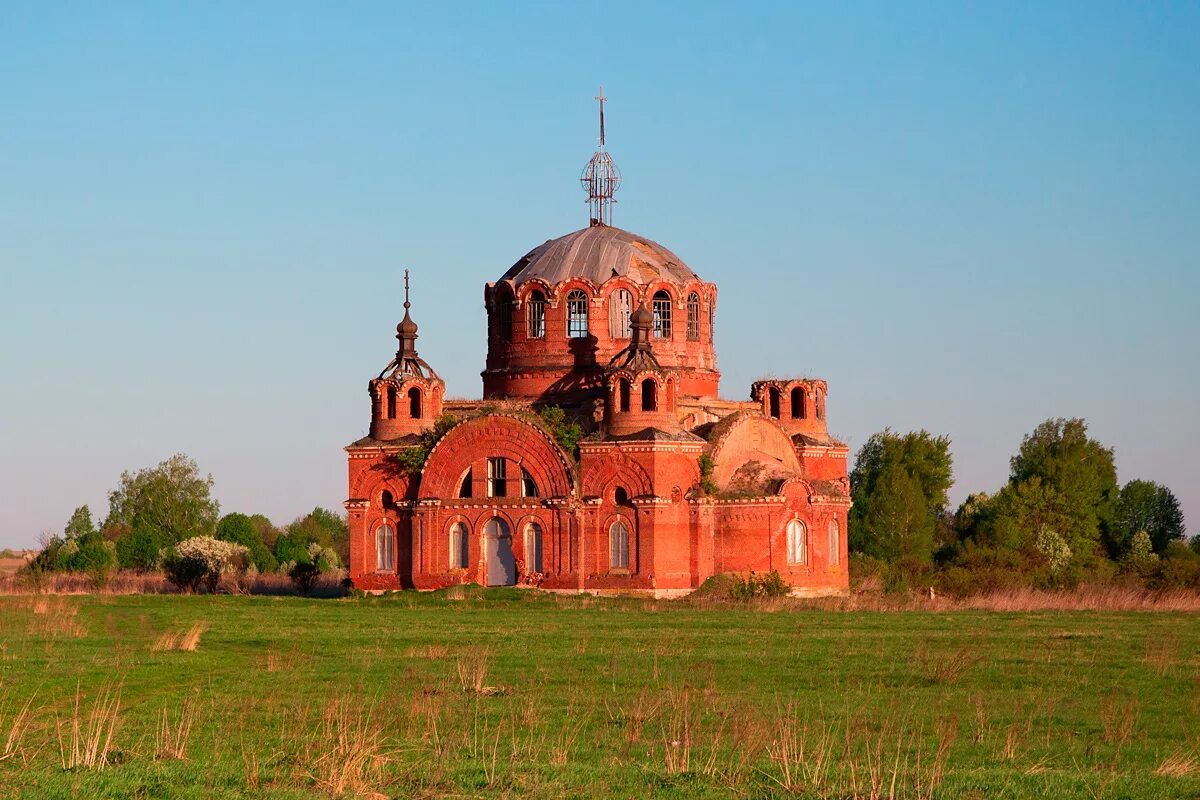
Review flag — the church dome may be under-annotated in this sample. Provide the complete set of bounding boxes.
[500,224,699,287]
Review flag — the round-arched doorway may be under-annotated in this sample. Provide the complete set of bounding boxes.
[483,517,516,586]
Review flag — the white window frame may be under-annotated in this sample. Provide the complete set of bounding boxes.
[376,523,395,572]
[786,519,807,565]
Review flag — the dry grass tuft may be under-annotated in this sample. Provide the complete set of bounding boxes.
[56,680,122,770]
[0,690,37,765]
[24,597,87,638]
[151,622,209,652]
[1155,748,1200,777]
[155,693,199,760]
[911,643,979,685]
[456,646,492,695]
[179,622,209,651]
[303,697,390,797]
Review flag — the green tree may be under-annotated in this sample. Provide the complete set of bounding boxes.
[276,508,349,567]
[1006,418,1116,562]
[1110,479,1185,556]
[64,506,97,540]
[106,454,219,569]
[216,512,277,573]
[849,429,953,562]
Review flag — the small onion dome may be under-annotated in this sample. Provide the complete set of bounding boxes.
[396,311,418,337]
[630,303,653,329]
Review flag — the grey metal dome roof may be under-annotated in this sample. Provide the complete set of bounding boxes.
[500,224,699,286]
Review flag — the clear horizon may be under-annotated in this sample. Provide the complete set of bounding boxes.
[2,2,1197,547]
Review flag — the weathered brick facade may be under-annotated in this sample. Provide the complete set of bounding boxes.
[345,224,850,596]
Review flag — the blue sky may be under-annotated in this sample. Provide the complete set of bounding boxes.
[1,2,1197,546]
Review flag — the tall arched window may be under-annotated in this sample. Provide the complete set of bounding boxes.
[786,520,807,565]
[524,522,543,574]
[614,486,629,506]
[641,378,657,411]
[686,293,700,340]
[386,385,397,420]
[609,288,633,338]
[527,290,546,338]
[609,519,630,570]
[408,387,422,419]
[376,523,395,571]
[380,490,394,510]
[768,387,781,419]
[567,289,589,338]
[652,291,672,339]
[816,389,825,419]
[449,522,469,569]
[828,518,840,566]
[791,387,805,419]
[618,378,631,412]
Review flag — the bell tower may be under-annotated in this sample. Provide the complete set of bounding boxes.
[368,271,444,440]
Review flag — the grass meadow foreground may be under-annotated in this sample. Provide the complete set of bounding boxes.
[0,589,1197,799]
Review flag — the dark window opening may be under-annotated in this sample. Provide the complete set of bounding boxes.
[686,292,700,340]
[618,378,630,412]
[614,486,629,506]
[458,469,472,498]
[641,379,657,411]
[790,387,804,419]
[408,387,422,419]
[768,387,781,419]
[496,296,513,342]
[386,385,397,420]
[521,467,538,497]
[381,490,394,510]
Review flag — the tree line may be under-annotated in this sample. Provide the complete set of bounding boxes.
[849,417,1197,593]
[33,454,348,588]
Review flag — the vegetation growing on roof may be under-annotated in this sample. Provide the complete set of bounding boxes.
[394,412,460,474]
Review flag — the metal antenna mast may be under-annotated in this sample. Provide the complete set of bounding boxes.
[580,86,621,226]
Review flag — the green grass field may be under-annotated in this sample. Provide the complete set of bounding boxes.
[0,589,1197,799]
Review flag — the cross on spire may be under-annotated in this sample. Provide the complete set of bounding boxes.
[581,86,621,226]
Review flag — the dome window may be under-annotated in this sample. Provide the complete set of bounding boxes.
[686,293,700,340]
[528,290,546,338]
[652,291,672,339]
[618,378,631,412]
[408,387,422,419]
[791,387,805,419]
[641,378,657,412]
[609,288,633,338]
[768,386,781,419]
[495,296,513,342]
[386,385,398,420]
[566,289,589,338]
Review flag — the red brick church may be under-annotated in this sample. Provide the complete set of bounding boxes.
[344,95,850,596]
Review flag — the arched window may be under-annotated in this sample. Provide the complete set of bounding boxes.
[495,295,513,342]
[376,524,395,571]
[527,290,546,338]
[652,291,672,339]
[641,378,657,411]
[791,387,805,419]
[686,293,700,340]
[386,385,397,420]
[566,289,589,338]
[828,518,840,566]
[816,389,825,420]
[618,378,631,412]
[521,467,538,498]
[458,468,472,498]
[380,490,394,510]
[609,519,630,570]
[614,486,629,506]
[786,519,806,565]
[768,387,781,419]
[408,387,422,419]
[449,522,469,569]
[524,522,543,574]
[609,288,633,339]
[709,298,715,341]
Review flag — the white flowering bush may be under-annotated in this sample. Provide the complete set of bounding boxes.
[1034,525,1072,575]
[1124,530,1159,575]
[162,536,250,593]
